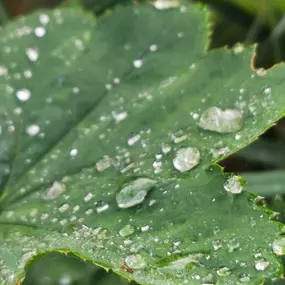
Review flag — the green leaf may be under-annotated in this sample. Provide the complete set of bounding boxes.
[0,3,285,285]
[244,171,285,196]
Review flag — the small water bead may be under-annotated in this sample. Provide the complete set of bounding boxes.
[58,203,69,213]
[84,192,93,202]
[239,273,250,282]
[150,44,158,52]
[272,238,285,255]
[96,156,112,172]
[224,176,243,194]
[42,181,65,200]
[70,148,78,157]
[216,267,231,277]
[0,65,7,76]
[141,225,150,232]
[16,88,31,101]
[26,48,39,62]
[227,238,240,252]
[59,274,72,285]
[128,134,141,146]
[212,240,222,250]
[133,59,144,68]
[34,26,46,38]
[199,107,243,133]
[153,0,179,9]
[162,143,171,154]
[173,147,200,172]
[26,124,40,136]
[112,111,128,123]
[95,201,109,213]
[255,260,269,271]
[125,254,146,269]
[116,178,156,208]
[39,14,50,25]
[119,224,135,237]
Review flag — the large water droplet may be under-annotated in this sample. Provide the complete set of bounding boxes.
[173,147,200,172]
[116,178,156,208]
[119,224,135,237]
[125,254,146,269]
[42,181,65,200]
[272,238,285,255]
[224,176,243,194]
[199,107,243,133]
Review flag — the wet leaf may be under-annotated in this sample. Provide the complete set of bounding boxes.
[0,3,285,285]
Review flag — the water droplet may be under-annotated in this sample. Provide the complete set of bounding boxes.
[70,148,78,157]
[150,44,158,52]
[133,59,143,68]
[96,156,112,172]
[239,273,250,282]
[26,124,40,136]
[39,14,50,25]
[227,238,240,252]
[0,65,7,76]
[216,267,231,276]
[116,178,156,208]
[34,26,46,38]
[119,224,135,237]
[199,107,243,133]
[84,192,93,202]
[26,48,39,62]
[173,147,200,172]
[16,88,31,101]
[255,260,269,271]
[125,254,146,269]
[128,134,141,146]
[212,240,222,250]
[264,87,271,94]
[162,143,171,154]
[141,225,150,232]
[153,0,179,10]
[272,238,285,255]
[224,176,243,194]
[95,201,109,213]
[58,203,69,213]
[42,181,65,200]
[112,111,128,123]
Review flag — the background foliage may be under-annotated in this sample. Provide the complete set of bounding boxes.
[1,0,285,284]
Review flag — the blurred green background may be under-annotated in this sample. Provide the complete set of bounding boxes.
[1,0,285,284]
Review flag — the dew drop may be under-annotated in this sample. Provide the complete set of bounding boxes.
[26,124,40,136]
[150,44,158,52]
[42,181,65,200]
[173,147,200,172]
[125,254,146,269]
[128,134,141,146]
[39,14,50,25]
[0,65,7,76]
[153,0,179,9]
[116,178,156,208]
[216,267,231,276]
[199,106,243,133]
[96,156,112,172]
[58,203,69,213]
[255,260,269,271]
[34,26,46,38]
[133,59,143,68]
[212,240,222,250]
[224,176,243,194]
[272,238,285,255]
[70,148,78,157]
[119,224,135,237]
[26,48,39,62]
[95,201,109,213]
[16,88,31,101]
[227,238,240,252]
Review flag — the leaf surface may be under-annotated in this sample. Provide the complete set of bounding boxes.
[0,4,285,285]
